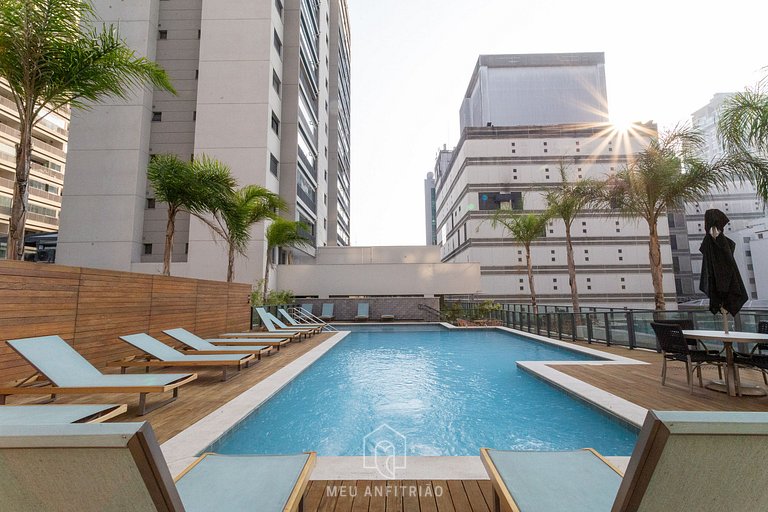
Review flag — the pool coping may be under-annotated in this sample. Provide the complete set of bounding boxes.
[161,323,648,480]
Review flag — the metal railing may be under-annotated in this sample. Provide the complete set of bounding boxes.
[251,303,336,332]
[445,302,768,351]
[417,303,442,322]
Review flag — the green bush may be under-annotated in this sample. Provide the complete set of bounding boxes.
[251,288,295,306]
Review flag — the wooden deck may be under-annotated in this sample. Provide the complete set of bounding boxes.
[301,480,500,512]
[5,328,768,512]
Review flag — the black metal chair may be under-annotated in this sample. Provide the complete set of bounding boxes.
[733,321,768,385]
[651,322,728,394]
[653,318,723,378]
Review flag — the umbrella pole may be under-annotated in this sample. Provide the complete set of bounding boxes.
[721,307,729,334]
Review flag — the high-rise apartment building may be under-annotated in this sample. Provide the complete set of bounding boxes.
[434,53,675,308]
[57,0,350,283]
[670,94,768,301]
[425,147,452,245]
[0,80,69,258]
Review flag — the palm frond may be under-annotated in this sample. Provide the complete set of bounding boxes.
[266,218,313,251]
[489,210,549,245]
[718,88,768,155]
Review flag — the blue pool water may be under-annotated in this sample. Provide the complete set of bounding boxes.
[208,326,638,456]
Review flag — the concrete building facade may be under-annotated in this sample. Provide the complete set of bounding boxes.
[459,53,609,132]
[434,53,675,309]
[0,80,69,257]
[670,94,768,301]
[57,0,350,284]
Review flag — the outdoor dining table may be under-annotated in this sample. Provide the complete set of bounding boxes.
[683,330,768,397]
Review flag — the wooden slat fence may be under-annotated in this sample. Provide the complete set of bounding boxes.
[0,261,251,383]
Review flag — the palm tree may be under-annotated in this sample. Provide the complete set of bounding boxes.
[489,210,549,314]
[606,126,735,310]
[147,154,236,276]
[717,78,768,203]
[0,0,175,260]
[263,218,312,301]
[544,160,604,313]
[200,185,286,283]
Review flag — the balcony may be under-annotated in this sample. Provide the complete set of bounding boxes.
[0,123,66,160]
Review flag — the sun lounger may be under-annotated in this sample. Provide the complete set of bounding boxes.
[0,404,127,425]
[211,334,292,350]
[481,410,768,512]
[355,302,369,321]
[111,333,254,381]
[254,307,313,339]
[381,313,395,321]
[163,328,273,358]
[0,421,316,512]
[0,336,196,415]
[319,302,334,321]
[277,308,324,333]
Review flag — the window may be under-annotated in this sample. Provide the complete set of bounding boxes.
[185,243,189,255]
[272,70,281,95]
[143,244,152,255]
[273,31,282,56]
[275,0,283,17]
[152,112,162,122]
[479,191,523,211]
[158,30,167,40]
[197,29,201,39]
[195,69,199,79]
[146,198,156,209]
[192,111,196,121]
[271,112,280,135]
[270,154,279,177]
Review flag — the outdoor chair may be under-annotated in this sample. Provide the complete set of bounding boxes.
[0,404,127,425]
[163,328,273,359]
[278,308,326,331]
[355,302,370,321]
[0,421,316,512]
[0,336,196,415]
[301,303,314,316]
[654,318,723,376]
[481,410,768,512]
[319,303,335,321]
[110,333,254,381]
[254,307,314,338]
[650,322,727,393]
[733,320,768,385]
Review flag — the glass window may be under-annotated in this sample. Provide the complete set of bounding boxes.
[478,191,523,210]
[273,31,282,57]
[271,112,280,135]
[270,154,279,177]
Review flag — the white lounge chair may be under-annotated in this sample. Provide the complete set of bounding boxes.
[163,328,273,358]
[0,404,127,425]
[481,410,768,512]
[111,333,254,381]
[0,421,316,511]
[0,336,196,415]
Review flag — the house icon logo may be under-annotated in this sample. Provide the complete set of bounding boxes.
[363,424,407,479]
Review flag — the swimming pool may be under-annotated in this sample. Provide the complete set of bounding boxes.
[207,326,638,457]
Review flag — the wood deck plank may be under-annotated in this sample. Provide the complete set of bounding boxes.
[385,481,403,512]
[351,480,371,512]
[433,480,455,512]
[402,480,421,512]
[418,481,438,512]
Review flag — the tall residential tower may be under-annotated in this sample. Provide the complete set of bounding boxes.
[57,0,351,284]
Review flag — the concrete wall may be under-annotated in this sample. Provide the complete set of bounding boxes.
[315,245,442,264]
[296,297,440,322]
[276,261,481,298]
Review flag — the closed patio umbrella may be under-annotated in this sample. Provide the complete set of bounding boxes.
[699,209,748,333]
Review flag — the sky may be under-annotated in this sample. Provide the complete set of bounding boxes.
[346,0,768,246]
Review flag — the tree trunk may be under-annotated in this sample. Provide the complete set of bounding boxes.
[163,207,176,276]
[648,219,665,310]
[8,120,33,260]
[263,249,272,302]
[564,223,580,314]
[526,243,538,315]
[227,242,235,283]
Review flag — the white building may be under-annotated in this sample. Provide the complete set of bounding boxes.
[434,53,675,309]
[57,0,351,284]
[671,94,768,300]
